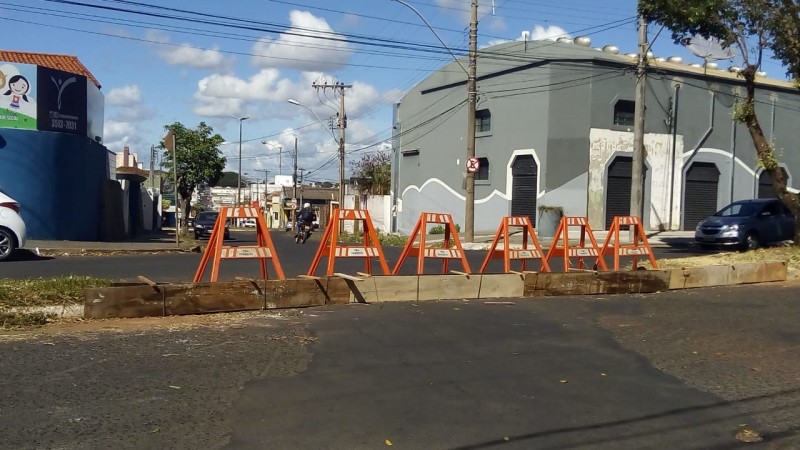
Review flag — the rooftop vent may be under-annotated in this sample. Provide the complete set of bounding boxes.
[655,57,666,62]
[757,71,767,77]
[667,56,683,63]
[574,36,591,47]
[602,45,619,54]
[557,37,572,44]
[625,53,637,59]
[689,63,702,68]
[728,66,742,73]
[704,62,719,70]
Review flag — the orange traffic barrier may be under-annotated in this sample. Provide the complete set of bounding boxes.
[544,216,607,272]
[194,207,285,282]
[601,216,658,271]
[308,209,390,276]
[393,212,471,275]
[480,216,550,273]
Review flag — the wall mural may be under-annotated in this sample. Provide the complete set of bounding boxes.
[0,63,37,130]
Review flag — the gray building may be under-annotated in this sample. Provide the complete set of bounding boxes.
[391,38,800,234]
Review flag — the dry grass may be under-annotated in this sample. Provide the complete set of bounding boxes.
[644,245,800,270]
[0,276,113,308]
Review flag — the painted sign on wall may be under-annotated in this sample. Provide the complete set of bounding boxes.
[0,63,37,130]
[37,66,87,135]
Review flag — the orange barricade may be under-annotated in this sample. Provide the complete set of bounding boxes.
[308,209,390,276]
[194,207,285,282]
[480,216,550,273]
[544,216,607,272]
[393,212,471,275]
[601,216,658,271]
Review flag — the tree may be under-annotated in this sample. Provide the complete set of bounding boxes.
[159,121,226,233]
[639,0,800,243]
[350,151,391,195]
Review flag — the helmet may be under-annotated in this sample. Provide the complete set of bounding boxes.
[303,202,311,208]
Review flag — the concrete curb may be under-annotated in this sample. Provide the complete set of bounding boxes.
[81,260,787,320]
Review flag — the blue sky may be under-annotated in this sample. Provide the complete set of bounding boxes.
[3,0,790,184]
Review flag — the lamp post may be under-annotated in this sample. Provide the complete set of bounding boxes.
[287,99,342,203]
[261,140,284,175]
[233,116,249,207]
[392,0,477,242]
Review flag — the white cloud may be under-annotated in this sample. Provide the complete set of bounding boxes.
[103,120,137,152]
[530,25,570,41]
[106,85,141,106]
[145,29,234,72]
[251,10,350,71]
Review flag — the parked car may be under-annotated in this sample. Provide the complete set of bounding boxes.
[242,218,257,228]
[194,211,230,240]
[0,189,26,261]
[695,198,795,251]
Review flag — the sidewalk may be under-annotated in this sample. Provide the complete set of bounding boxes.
[428,230,696,251]
[24,229,696,253]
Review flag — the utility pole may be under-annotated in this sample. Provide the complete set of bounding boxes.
[299,168,306,207]
[293,137,298,202]
[312,81,352,208]
[630,15,648,237]
[149,144,155,190]
[464,0,478,243]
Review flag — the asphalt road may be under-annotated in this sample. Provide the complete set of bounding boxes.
[2,283,798,449]
[1,230,705,282]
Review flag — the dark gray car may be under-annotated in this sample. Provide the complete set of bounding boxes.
[193,211,230,240]
[694,198,795,250]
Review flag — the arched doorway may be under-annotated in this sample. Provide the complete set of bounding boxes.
[510,155,538,225]
[683,162,720,230]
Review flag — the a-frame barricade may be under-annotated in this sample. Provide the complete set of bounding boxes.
[601,216,658,271]
[480,216,550,273]
[393,212,471,275]
[307,209,390,277]
[544,216,607,272]
[194,207,285,282]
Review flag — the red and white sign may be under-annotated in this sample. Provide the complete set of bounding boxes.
[466,157,480,173]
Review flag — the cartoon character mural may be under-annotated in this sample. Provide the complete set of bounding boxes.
[0,63,37,130]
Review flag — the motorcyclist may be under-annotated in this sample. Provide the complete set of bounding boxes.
[295,203,317,239]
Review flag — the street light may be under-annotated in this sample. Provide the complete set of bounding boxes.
[261,140,284,175]
[287,98,345,206]
[392,0,477,242]
[233,115,249,206]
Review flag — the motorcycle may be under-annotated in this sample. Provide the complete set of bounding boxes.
[295,223,313,244]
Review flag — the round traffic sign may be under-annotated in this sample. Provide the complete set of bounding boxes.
[466,157,480,173]
[290,198,298,210]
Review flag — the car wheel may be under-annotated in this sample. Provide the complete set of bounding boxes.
[742,232,760,251]
[0,228,17,261]
[698,243,714,251]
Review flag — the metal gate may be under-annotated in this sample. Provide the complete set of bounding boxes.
[758,169,787,199]
[683,162,720,230]
[605,156,636,229]
[511,155,538,225]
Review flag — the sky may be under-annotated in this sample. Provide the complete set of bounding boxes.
[2,0,791,185]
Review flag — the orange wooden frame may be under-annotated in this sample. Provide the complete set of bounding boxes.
[392,212,471,275]
[194,207,285,282]
[601,216,658,271]
[307,209,390,276]
[544,216,607,272]
[479,216,550,273]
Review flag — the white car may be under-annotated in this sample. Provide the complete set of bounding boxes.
[0,189,26,261]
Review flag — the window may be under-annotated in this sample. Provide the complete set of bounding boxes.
[476,157,489,181]
[613,100,635,126]
[475,109,491,133]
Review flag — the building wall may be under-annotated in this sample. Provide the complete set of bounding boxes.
[0,128,109,240]
[393,40,800,234]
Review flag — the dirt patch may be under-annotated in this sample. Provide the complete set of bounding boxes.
[645,246,800,270]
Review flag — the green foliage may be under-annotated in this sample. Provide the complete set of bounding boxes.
[162,199,172,211]
[159,121,226,205]
[732,97,755,123]
[429,224,460,235]
[336,232,409,247]
[0,276,112,308]
[350,151,391,195]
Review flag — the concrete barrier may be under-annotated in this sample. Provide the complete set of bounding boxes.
[83,260,789,319]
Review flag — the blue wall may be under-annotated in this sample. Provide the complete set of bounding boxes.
[0,128,108,240]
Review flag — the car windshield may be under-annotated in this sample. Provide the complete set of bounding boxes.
[197,212,218,221]
[714,202,761,217]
